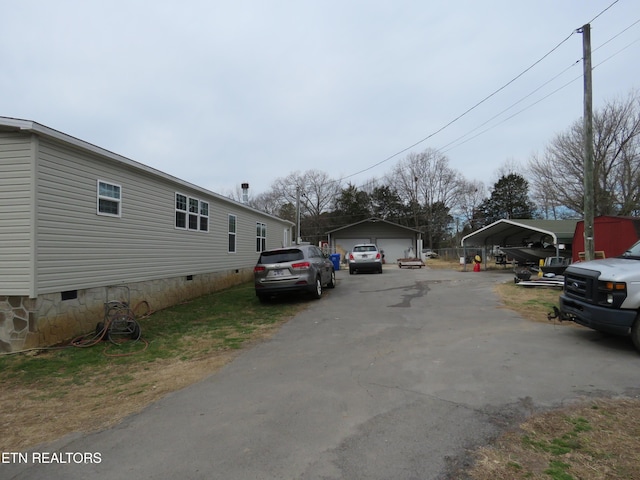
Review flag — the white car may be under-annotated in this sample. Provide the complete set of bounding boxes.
[348,244,383,274]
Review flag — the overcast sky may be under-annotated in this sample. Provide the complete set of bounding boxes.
[2,1,638,198]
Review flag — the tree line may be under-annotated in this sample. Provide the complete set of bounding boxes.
[229,89,640,249]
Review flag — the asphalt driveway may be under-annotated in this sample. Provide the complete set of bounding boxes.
[5,266,640,479]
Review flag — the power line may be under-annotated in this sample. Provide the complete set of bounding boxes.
[587,0,619,24]
[337,0,625,186]
[336,33,577,183]
[440,17,640,154]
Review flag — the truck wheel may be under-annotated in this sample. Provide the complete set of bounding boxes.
[631,317,640,352]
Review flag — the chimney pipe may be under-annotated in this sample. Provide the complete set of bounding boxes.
[241,183,249,204]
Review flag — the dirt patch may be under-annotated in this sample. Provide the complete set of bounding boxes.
[0,322,282,452]
[469,397,640,479]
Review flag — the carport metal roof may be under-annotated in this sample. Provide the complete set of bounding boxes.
[461,219,579,248]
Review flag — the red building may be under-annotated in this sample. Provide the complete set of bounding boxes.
[572,216,640,262]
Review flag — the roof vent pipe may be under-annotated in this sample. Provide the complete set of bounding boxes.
[241,183,249,204]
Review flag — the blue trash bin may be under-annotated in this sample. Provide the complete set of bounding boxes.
[329,253,341,271]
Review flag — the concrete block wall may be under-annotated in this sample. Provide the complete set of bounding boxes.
[0,268,253,353]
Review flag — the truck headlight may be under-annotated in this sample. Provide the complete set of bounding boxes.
[598,281,627,307]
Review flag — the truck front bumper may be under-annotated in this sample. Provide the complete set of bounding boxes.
[559,294,636,336]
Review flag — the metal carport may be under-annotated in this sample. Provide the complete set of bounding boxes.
[460,219,579,270]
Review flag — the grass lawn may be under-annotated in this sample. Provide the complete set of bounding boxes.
[1,270,639,479]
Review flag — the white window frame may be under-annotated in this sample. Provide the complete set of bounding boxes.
[256,222,267,252]
[97,180,121,217]
[175,193,187,229]
[175,193,209,232]
[199,201,209,232]
[228,214,237,253]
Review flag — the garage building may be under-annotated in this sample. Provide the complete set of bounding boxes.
[326,218,422,264]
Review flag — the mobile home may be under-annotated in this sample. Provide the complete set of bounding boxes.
[0,117,293,352]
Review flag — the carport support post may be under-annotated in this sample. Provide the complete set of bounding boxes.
[462,246,467,272]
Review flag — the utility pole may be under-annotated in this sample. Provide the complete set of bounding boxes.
[296,185,301,245]
[580,23,595,261]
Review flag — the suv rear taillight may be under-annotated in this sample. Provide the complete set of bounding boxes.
[349,253,354,260]
[291,261,311,270]
[375,253,381,259]
[254,266,266,272]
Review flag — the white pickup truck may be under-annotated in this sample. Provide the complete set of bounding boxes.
[559,239,640,351]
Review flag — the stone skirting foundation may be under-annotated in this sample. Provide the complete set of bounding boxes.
[0,268,253,353]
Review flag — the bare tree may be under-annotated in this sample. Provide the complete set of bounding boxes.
[454,179,486,229]
[388,148,461,247]
[269,169,341,243]
[528,90,640,216]
[219,184,288,217]
[251,190,286,217]
[491,158,522,185]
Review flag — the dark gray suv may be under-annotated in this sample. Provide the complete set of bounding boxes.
[254,245,336,302]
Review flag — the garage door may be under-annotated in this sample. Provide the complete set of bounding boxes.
[377,238,414,263]
[334,237,415,264]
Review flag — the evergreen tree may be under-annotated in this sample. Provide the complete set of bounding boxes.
[369,186,406,221]
[425,201,453,249]
[332,183,371,224]
[475,174,537,226]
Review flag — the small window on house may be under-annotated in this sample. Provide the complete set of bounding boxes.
[256,222,267,252]
[228,214,237,253]
[200,201,209,232]
[175,193,187,229]
[97,180,121,217]
[188,198,199,230]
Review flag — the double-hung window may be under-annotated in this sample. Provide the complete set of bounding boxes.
[175,194,187,228]
[256,222,266,252]
[228,214,237,253]
[175,193,209,232]
[188,198,199,230]
[200,202,209,232]
[97,180,121,217]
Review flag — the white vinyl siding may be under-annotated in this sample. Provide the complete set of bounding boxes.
[31,137,292,294]
[0,133,34,295]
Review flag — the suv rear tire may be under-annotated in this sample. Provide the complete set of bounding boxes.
[311,276,322,299]
[327,270,336,288]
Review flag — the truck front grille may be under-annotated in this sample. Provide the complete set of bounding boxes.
[564,271,595,302]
